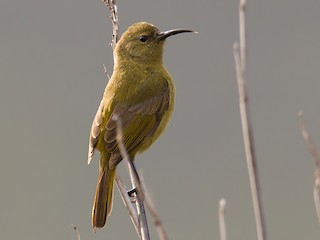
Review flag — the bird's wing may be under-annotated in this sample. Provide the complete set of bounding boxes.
[88,100,105,164]
[105,83,170,169]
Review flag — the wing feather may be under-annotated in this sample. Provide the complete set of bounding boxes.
[105,86,170,169]
[88,100,105,164]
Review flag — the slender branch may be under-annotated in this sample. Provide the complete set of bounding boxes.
[298,111,320,168]
[112,115,144,199]
[314,177,320,226]
[113,116,169,240]
[113,115,150,240]
[219,199,227,240]
[71,225,81,240]
[102,2,166,238]
[103,64,111,80]
[102,0,119,55]
[115,174,141,237]
[239,0,246,74]
[298,111,320,225]
[233,1,267,240]
[140,172,169,240]
[101,1,151,238]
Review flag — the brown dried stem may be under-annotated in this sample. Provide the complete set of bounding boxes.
[115,174,141,238]
[233,1,267,239]
[71,225,81,240]
[102,0,119,54]
[113,116,168,240]
[102,1,150,238]
[140,173,169,240]
[102,2,168,238]
[298,111,320,225]
[113,115,150,240]
[219,199,227,240]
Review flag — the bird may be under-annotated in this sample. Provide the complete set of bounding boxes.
[88,22,194,229]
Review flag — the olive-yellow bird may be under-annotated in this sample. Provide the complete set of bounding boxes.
[88,22,194,229]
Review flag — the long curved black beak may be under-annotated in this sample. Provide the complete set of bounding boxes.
[156,29,196,40]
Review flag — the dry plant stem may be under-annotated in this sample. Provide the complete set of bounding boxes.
[103,0,119,60]
[298,112,320,168]
[115,174,141,237]
[133,192,150,240]
[234,1,267,239]
[113,116,144,198]
[102,1,151,238]
[298,111,320,225]
[140,173,169,240]
[314,179,320,226]
[103,64,111,80]
[114,115,150,240]
[103,1,165,238]
[102,1,148,238]
[71,225,81,240]
[219,199,227,240]
[239,0,246,76]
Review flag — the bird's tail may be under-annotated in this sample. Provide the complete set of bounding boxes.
[92,165,116,229]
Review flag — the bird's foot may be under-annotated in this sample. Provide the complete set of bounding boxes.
[127,187,137,203]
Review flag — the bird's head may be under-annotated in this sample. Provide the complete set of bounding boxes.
[115,22,194,64]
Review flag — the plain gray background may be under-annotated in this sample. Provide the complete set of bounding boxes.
[1,0,320,239]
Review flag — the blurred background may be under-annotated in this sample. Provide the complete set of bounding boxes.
[1,0,320,239]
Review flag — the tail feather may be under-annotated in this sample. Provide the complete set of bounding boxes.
[92,167,116,229]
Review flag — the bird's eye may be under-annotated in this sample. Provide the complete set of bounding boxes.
[139,35,148,42]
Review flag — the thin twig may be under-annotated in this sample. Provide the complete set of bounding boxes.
[113,115,169,240]
[233,1,267,240]
[113,115,144,199]
[239,0,246,75]
[71,225,81,240]
[102,1,164,238]
[219,199,227,240]
[140,172,169,240]
[298,111,320,168]
[103,64,111,80]
[314,178,320,226]
[298,111,320,225]
[114,115,150,240]
[103,0,119,59]
[115,174,141,237]
[101,1,150,238]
